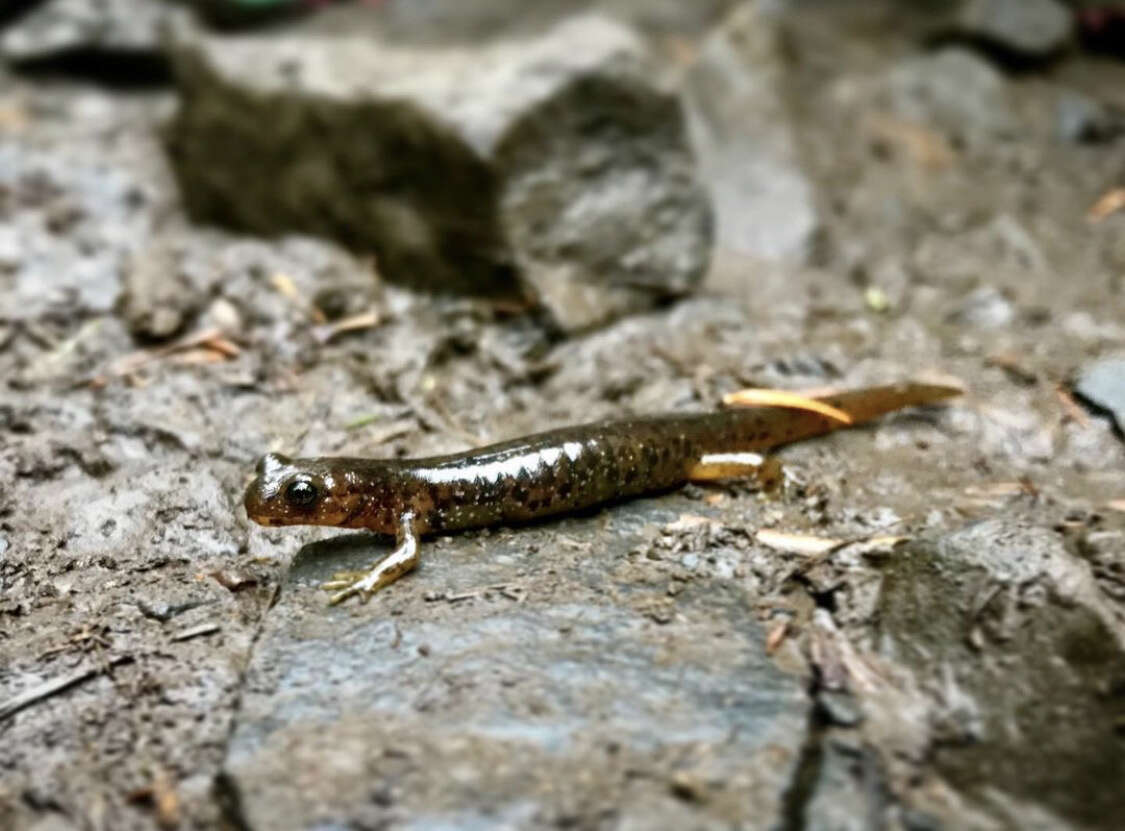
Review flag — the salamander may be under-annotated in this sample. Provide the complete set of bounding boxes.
[244,382,958,603]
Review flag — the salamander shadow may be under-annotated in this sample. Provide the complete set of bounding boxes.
[288,532,393,583]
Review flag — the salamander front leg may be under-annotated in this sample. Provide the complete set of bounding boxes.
[322,511,420,605]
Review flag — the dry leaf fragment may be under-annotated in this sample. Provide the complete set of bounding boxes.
[765,620,789,655]
[964,482,1028,498]
[208,569,259,593]
[127,767,181,830]
[665,515,717,533]
[311,310,381,344]
[269,272,300,300]
[1056,384,1091,427]
[864,113,955,169]
[100,327,240,383]
[846,535,910,557]
[1088,187,1125,222]
[755,529,843,556]
[170,347,226,366]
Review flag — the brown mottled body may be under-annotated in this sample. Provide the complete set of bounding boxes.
[245,383,958,539]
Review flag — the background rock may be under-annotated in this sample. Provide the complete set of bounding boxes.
[1074,355,1125,434]
[684,1,819,264]
[875,517,1125,827]
[884,47,1020,144]
[0,0,184,65]
[954,0,1073,62]
[225,507,809,829]
[165,15,713,330]
[1055,88,1120,143]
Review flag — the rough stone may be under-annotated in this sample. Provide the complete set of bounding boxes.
[117,233,223,340]
[165,15,713,330]
[955,0,1073,61]
[684,1,818,263]
[912,214,1047,289]
[884,47,1019,144]
[1074,354,1125,435]
[875,518,1125,827]
[0,122,172,326]
[1055,89,1119,143]
[0,0,184,64]
[946,285,1015,329]
[224,498,809,830]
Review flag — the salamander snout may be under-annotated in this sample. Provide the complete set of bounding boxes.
[245,453,329,527]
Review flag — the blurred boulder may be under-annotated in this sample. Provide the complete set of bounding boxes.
[684,1,818,264]
[1074,354,1125,435]
[877,518,1125,827]
[946,285,1016,329]
[885,47,1019,144]
[165,15,713,331]
[1055,89,1120,143]
[0,0,184,65]
[952,0,1073,62]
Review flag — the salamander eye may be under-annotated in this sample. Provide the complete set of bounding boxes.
[285,479,319,508]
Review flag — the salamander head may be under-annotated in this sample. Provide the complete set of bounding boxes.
[244,453,356,528]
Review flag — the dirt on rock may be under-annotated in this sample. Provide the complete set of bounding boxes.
[2,2,1124,830]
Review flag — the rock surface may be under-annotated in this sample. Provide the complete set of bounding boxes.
[955,0,1073,61]
[0,0,183,63]
[165,15,713,330]
[1055,88,1119,143]
[1074,355,1125,434]
[884,47,1019,144]
[876,517,1125,827]
[684,1,818,263]
[225,502,809,829]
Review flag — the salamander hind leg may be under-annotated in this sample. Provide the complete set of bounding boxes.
[688,452,784,490]
[323,512,420,605]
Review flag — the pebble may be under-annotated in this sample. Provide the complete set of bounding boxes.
[956,0,1073,60]
[1055,90,1118,143]
[948,286,1015,329]
[1074,355,1125,434]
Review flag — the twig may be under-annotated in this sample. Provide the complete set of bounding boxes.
[170,623,221,642]
[0,655,132,723]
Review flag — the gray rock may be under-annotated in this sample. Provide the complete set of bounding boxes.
[947,285,1015,329]
[0,136,168,325]
[885,48,1019,144]
[118,235,212,340]
[876,518,1125,826]
[1074,354,1125,434]
[165,15,713,331]
[0,0,184,63]
[956,0,1073,60]
[803,740,884,831]
[684,2,818,263]
[223,498,809,829]
[1056,89,1119,143]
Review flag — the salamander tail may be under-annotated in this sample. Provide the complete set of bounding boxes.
[816,381,962,426]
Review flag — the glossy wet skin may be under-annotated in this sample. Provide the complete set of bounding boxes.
[244,383,961,538]
[244,452,400,532]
